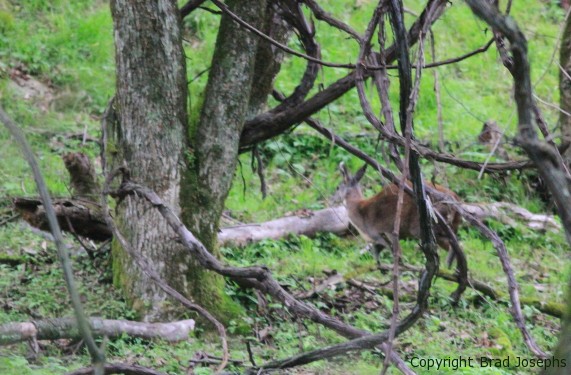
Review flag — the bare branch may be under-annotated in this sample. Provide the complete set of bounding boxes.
[179,0,207,18]
[457,1,551,358]
[107,170,415,374]
[209,0,355,69]
[303,0,363,41]
[239,0,449,148]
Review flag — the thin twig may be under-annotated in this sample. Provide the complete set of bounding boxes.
[210,0,489,72]
[303,0,363,41]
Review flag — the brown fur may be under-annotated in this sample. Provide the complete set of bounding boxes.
[338,163,461,258]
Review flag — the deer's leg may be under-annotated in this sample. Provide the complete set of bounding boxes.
[436,236,456,268]
[371,234,392,270]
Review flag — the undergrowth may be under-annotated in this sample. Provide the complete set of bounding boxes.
[0,0,568,374]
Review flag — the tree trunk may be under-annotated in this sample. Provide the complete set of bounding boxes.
[247,2,291,119]
[560,13,571,163]
[105,0,189,320]
[545,13,571,374]
[180,0,267,318]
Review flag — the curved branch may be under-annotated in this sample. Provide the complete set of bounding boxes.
[467,0,571,359]
[239,0,447,149]
[107,170,415,374]
[271,0,320,109]
[303,0,363,42]
[179,0,206,18]
[210,0,355,69]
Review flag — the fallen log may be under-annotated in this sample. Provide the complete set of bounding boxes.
[12,200,559,245]
[13,197,111,241]
[0,317,195,345]
[218,206,349,246]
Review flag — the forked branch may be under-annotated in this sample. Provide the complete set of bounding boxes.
[105,168,415,374]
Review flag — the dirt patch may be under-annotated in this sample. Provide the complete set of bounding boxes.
[7,67,54,112]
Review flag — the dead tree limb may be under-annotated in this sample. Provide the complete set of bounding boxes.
[0,318,195,345]
[14,197,111,241]
[218,202,558,246]
[63,152,101,199]
[14,195,557,246]
[107,169,414,374]
[218,206,348,246]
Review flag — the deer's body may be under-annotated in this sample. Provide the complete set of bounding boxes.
[338,164,461,261]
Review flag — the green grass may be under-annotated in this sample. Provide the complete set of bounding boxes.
[0,0,569,374]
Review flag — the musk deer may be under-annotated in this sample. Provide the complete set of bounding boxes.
[336,163,461,265]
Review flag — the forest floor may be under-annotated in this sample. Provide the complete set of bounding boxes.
[0,0,570,374]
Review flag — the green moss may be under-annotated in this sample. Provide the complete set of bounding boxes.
[188,91,203,143]
[488,327,516,360]
[179,167,245,325]
[0,11,14,32]
[0,254,24,266]
[111,238,129,294]
[520,297,564,318]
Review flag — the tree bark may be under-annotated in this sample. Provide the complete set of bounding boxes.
[105,0,189,320]
[545,9,571,375]
[560,13,571,163]
[247,2,291,119]
[179,0,267,318]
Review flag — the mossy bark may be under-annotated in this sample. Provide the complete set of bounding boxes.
[106,0,191,321]
[107,0,276,322]
[247,3,291,119]
[180,0,267,321]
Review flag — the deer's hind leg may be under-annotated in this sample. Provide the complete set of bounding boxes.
[370,233,393,270]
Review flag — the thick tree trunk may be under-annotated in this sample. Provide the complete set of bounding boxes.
[180,0,267,318]
[560,14,571,163]
[105,0,189,320]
